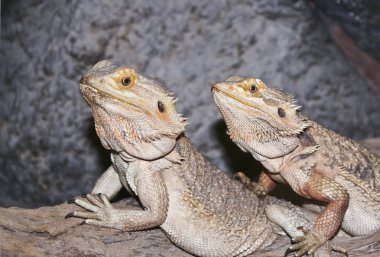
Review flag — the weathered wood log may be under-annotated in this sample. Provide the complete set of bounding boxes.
[0,198,192,257]
[1,138,380,257]
[1,197,380,257]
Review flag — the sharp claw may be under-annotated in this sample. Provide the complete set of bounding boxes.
[97,193,104,199]
[295,247,309,257]
[65,212,76,219]
[285,247,293,256]
[331,245,348,256]
[67,194,88,204]
[67,199,76,204]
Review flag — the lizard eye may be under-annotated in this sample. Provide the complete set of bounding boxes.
[158,101,165,112]
[249,84,257,93]
[278,108,286,118]
[121,77,132,86]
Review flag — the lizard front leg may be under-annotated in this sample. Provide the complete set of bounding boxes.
[266,202,347,257]
[91,165,123,199]
[68,170,168,231]
[284,172,349,256]
[234,171,276,197]
[67,165,123,204]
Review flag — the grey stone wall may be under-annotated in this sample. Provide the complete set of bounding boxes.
[1,0,379,207]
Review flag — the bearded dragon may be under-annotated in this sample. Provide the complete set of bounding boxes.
[67,60,327,257]
[212,76,380,256]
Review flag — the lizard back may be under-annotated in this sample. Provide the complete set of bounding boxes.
[310,122,380,191]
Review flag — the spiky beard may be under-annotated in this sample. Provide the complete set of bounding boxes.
[214,96,310,158]
[223,108,281,144]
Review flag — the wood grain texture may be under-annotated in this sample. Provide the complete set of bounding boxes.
[1,198,380,257]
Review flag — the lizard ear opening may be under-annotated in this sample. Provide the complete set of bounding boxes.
[278,108,286,118]
[158,101,165,112]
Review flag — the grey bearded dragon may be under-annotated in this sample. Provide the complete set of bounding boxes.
[212,76,380,256]
[68,61,324,257]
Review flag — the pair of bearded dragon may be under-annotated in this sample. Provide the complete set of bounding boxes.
[68,60,380,257]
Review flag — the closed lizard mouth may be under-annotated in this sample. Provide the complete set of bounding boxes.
[79,83,143,112]
[212,84,261,111]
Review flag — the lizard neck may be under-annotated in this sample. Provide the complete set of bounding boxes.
[218,101,301,159]
[228,119,300,160]
[91,105,180,161]
[117,133,185,169]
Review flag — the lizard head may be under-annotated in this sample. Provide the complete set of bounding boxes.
[80,60,187,161]
[212,76,311,158]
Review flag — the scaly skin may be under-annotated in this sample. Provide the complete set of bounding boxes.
[68,61,323,257]
[212,76,380,256]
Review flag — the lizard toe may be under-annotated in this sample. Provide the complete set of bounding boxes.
[290,231,326,257]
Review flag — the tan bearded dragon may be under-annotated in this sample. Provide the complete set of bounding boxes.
[67,61,329,257]
[212,76,380,256]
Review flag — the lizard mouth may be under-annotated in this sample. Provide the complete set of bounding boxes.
[212,84,262,111]
[79,83,142,111]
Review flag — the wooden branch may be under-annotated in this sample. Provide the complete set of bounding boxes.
[1,197,380,257]
[1,139,379,256]
[0,198,192,257]
[330,22,380,96]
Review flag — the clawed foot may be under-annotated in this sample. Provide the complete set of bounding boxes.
[286,227,326,257]
[233,172,268,197]
[65,193,120,228]
[285,227,347,257]
[233,172,252,187]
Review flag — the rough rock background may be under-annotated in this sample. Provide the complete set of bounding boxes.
[1,0,380,208]
[314,0,380,61]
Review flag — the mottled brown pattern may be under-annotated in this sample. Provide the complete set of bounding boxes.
[304,173,349,238]
[310,121,380,190]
